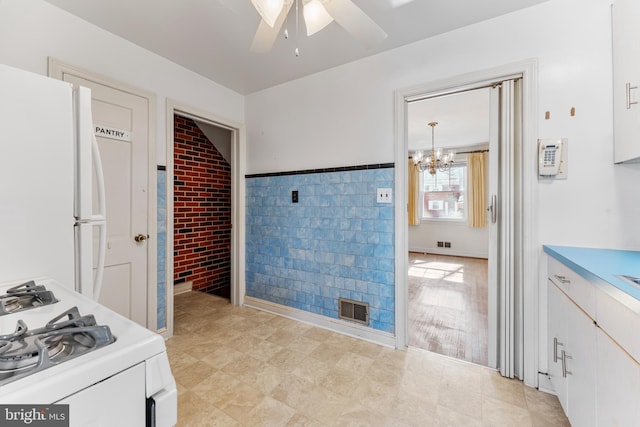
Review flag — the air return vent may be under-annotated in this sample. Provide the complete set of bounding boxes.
[339,298,369,325]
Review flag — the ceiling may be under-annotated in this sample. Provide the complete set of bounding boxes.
[408,88,491,151]
[44,0,548,95]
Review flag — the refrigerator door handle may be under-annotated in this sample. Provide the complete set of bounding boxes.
[91,133,107,300]
[91,133,107,223]
[93,220,107,300]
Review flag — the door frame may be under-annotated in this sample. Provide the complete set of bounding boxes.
[48,57,159,330]
[394,59,539,386]
[165,100,246,338]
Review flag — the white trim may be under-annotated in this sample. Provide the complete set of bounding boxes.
[47,58,159,333]
[165,99,246,339]
[520,60,540,388]
[173,281,192,295]
[244,297,396,348]
[394,59,539,386]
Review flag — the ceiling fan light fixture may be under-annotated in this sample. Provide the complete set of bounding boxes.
[303,0,334,36]
[251,0,285,28]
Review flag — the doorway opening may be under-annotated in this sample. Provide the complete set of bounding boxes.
[406,87,491,366]
[173,114,232,299]
[165,101,244,338]
[395,62,538,383]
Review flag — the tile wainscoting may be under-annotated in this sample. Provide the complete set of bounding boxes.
[245,164,395,333]
[157,165,167,330]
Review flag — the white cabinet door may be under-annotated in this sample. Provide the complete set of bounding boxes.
[548,279,597,426]
[596,328,640,426]
[58,363,146,427]
[547,281,568,412]
[612,0,640,163]
[565,297,597,427]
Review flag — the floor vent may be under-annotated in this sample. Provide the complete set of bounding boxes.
[339,298,369,325]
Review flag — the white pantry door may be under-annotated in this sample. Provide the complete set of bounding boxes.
[61,73,150,327]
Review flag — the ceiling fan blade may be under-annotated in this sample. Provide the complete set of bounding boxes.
[322,0,387,48]
[387,0,416,7]
[250,0,294,53]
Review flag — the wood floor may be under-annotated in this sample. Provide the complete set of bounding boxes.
[408,252,489,366]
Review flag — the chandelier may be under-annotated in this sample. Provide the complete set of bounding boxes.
[412,122,455,175]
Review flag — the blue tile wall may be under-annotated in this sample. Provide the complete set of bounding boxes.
[245,166,395,333]
[157,167,167,330]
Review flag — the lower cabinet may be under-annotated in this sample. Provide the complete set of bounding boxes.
[547,280,597,427]
[596,328,640,426]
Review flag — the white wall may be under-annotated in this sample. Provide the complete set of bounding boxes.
[246,0,640,378]
[196,121,232,164]
[409,221,489,259]
[0,0,245,166]
[246,0,640,249]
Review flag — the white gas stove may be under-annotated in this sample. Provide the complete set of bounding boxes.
[0,278,177,426]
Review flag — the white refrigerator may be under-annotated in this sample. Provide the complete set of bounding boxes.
[0,64,177,425]
[0,63,106,299]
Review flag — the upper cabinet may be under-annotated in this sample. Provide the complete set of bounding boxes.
[612,0,640,163]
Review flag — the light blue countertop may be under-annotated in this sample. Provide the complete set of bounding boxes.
[544,245,640,301]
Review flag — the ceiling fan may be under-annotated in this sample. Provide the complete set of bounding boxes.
[250,0,388,53]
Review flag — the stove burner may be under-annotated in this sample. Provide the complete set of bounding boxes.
[0,281,58,315]
[0,307,115,386]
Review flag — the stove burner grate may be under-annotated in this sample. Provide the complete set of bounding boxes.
[0,281,58,315]
[0,307,116,386]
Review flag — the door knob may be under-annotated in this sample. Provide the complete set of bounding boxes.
[134,234,148,242]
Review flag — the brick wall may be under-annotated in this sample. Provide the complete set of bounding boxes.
[173,116,231,297]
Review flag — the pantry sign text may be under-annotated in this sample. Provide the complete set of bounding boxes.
[95,125,131,142]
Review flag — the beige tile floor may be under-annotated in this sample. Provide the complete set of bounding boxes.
[167,291,569,426]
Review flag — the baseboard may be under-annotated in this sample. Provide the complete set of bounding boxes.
[243,296,396,348]
[174,281,192,295]
[409,246,488,259]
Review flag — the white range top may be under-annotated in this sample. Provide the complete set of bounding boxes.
[0,277,169,404]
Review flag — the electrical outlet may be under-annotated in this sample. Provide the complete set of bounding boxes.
[377,188,392,204]
[292,190,298,203]
[444,242,451,248]
[437,241,444,248]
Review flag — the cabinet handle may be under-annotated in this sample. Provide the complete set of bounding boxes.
[561,350,573,378]
[553,337,564,363]
[553,274,571,284]
[626,83,638,110]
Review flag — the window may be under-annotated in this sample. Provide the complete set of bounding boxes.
[421,163,466,220]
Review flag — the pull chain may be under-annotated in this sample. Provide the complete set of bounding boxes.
[295,0,300,56]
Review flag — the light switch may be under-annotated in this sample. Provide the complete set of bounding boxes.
[377,188,392,204]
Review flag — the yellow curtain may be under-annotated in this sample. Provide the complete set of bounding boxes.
[408,159,420,226]
[467,152,487,228]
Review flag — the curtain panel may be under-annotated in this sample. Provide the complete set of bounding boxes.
[467,152,487,228]
[408,159,420,226]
